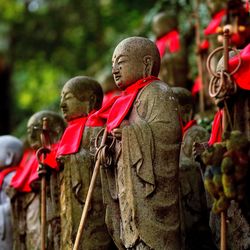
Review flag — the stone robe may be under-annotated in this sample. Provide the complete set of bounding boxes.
[59,126,112,250]
[9,191,40,250]
[46,170,61,250]
[0,171,15,250]
[102,80,182,250]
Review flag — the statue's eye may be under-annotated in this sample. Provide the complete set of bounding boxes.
[33,126,42,131]
[64,93,74,100]
[118,60,127,65]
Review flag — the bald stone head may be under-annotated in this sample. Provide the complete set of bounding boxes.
[172,87,194,124]
[152,12,177,39]
[112,37,160,90]
[27,110,66,150]
[60,76,103,122]
[0,135,23,168]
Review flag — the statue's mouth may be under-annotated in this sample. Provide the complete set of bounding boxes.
[114,75,121,82]
[61,108,68,115]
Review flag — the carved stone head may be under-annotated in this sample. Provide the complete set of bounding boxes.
[112,37,160,90]
[152,12,178,39]
[0,135,23,168]
[60,76,103,122]
[27,110,66,150]
[172,87,194,124]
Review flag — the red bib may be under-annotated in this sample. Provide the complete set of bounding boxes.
[0,166,18,189]
[56,116,89,157]
[156,30,180,58]
[87,76,159,132]
[229,43,250,90]
[204,9,226,36]
[10,149,38,192]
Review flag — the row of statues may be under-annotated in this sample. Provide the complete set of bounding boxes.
[0,22,249,250]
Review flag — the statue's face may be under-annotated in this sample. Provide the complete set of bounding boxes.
[60,85,88,122]
[112,43,145,90]
[27,116,43,150]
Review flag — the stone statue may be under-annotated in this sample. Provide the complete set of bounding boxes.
[0,135,23,250]
[7,110,65,250]
[172,87,217,250]
[152,11,189,88]
[100,36,182,249]
[27,110,65,250]
[56,76,113,250]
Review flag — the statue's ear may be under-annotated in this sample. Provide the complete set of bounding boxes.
[89,94,97,112]
[5,151,14,166]
[143,55,153,77]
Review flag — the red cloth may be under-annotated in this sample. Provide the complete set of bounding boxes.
[87,76,159,132]
[208,110,223,145]
[38,143,60,171]
[0,166,18,189]
[231,33,245,47]
[10,149,38,192]
[204,9,226,36]
[102,90,121,107]
[228,43,250,90]
[10,144,60,192]
[192,76,202,96]
[182,120,197,135]
[200,39,210,50]
[28,143,61,188]
[56,116,88,156]
[155,30,180,58]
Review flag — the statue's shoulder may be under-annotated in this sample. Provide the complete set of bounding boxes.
[140,80,173,98]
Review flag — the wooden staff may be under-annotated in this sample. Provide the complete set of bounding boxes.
[220,211,227,250]
[37,117,51,250]
[194,0,205,113]
[220,28,230,250]
[73,128,108,250]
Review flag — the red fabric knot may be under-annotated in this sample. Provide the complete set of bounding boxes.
[155,30,180,58]
[204,9,226,36]
[208,110,223,145]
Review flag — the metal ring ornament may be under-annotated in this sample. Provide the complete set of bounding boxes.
[94,128,105,149]
[206,46,242,78]
[36,147,51,164]
[209,70,236,98]
[94,127,115,150]
[94,128,114,167]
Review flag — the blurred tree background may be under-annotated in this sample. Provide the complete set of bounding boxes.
[0,0,209,137]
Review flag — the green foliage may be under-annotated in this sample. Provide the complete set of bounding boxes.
[0,0,212,137]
